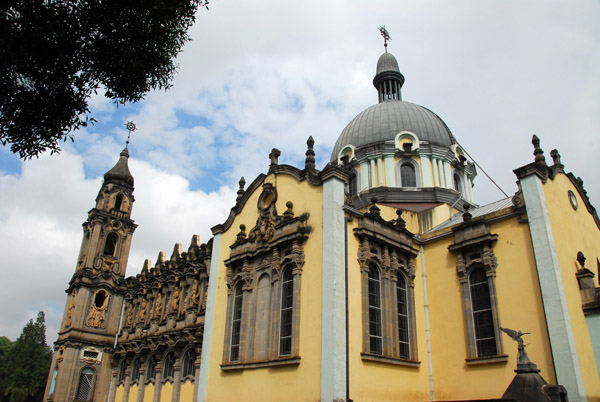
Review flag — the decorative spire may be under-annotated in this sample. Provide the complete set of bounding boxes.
[532,135,546,165]
[236,177,246,203]
[305,136,315,171]
[373,27,405,103]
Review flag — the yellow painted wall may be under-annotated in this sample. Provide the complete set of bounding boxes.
[115,385,124,402]
[181,380,194,401]
[205,173,324,401]
[128,384,138,402]
[543,174,600,399]
[143,383,154,402]
[424,215,555,401]
[160,382,173,401]
[346,216,431,401]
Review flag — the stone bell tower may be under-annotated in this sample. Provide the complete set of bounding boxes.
[44,147,137,402]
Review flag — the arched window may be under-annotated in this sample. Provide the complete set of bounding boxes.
[397,273,410,359]
[163,352,175,379]
[368,264,382,355]
[146,355,157,381]
[400,163,416,187]
[49,366,58,395]
[453,172,463,194]
[118,360,127,383]
[114,194,123,211]
[230,282,244,362]
[131,358,141,382]
[103,233,118,256]
[469,268,497,357]
[279,267,294,356]
[75,367,95,401]
[182,349,196,378]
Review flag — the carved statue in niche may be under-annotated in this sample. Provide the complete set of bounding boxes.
[171,285,181,313]
[190,280,200,307]
[86,290,109,329]
[65,290,77,327]
[125,303,133,328]
[154,290,163,319]
[138,292,148,322]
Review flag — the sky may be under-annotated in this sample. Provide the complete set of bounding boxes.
[1,0,599,342]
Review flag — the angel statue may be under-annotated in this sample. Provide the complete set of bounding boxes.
[500,326,533,366]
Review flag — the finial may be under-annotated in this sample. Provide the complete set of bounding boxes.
[378,25,391,52]
[124,121,137,148]
[284,201,294,220]
[269,148,281,166]
[462,203,472,222]
[395,209,406,229]
[236,177,246,203]
[531,135,545,164]
[305,136,315,171]
[577,251,586,269]
[369,197,381,217]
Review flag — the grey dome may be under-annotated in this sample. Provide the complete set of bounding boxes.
[330,100,455,161]
[376,52,400,75]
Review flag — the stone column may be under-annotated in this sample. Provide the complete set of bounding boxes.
[369,159,377,188]
[359,161,370,191]
[152,361,163,402]
[192,352,201,402]
[420,155,433,187]
[107,366,119,402]
[171,356,183,402]
[376,158,384,187]
[122,364,132,402]
[321,170,347,401]
[136,364,146,402]
[432,158,440,187]
[384,155,395,187]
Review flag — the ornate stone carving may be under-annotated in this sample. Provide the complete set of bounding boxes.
[86,290,109,329]
[65,290,77,327]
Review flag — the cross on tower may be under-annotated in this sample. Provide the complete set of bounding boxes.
[124,121,137,148]
[378,25,391,51]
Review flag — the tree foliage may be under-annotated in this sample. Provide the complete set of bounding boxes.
[1,0,208,159]
[0,312,52,402]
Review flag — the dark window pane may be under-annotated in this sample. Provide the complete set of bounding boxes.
[401,163,416,187]
[469,268,497,357]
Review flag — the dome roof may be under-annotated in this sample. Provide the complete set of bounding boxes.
[376,52,401,75]
[330,100,455,161]
[104,148,134,187]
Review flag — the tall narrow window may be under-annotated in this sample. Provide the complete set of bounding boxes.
[118,360,126,383]
[103,233,118,256]
[230,282,244,362]
[75,367,94,401]
[146,355,157,381]
[163,352,175,379]
[131,358,141,382]
[279,267,294,356]
[182,349,196,378]
[397,273,410,359]
[348,172,358,196]
[368,264,383,355]
[115,194,123,211]
[400,163,416,187]
[49,366,58,395]
[469,268,497,357]
[453,173,463,194]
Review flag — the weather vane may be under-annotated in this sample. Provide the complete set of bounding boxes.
[124,121,137,148]
[378,25,391,51]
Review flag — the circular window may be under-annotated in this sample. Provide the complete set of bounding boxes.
[568,190,578,210]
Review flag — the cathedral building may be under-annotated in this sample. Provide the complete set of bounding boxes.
[44,46,600,402]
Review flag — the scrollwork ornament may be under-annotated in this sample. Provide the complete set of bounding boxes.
[358,237,370,272]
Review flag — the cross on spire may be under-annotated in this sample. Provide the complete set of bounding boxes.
[124,121,137,148]
[378,25,391,51]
